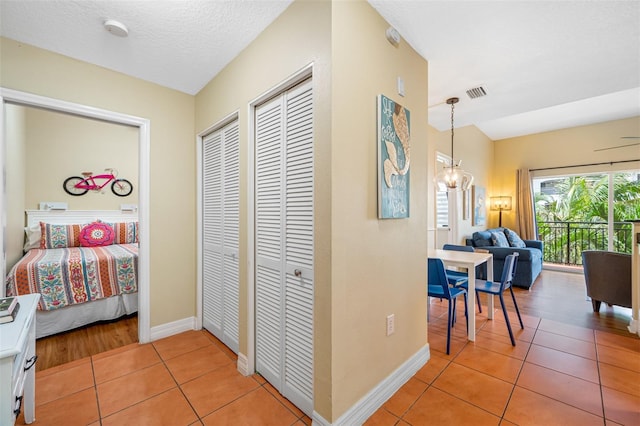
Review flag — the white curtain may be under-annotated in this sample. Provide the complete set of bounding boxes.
[516,168,537,240]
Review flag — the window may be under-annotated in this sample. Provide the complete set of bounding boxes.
[436,152,451,228]
[533,170,640,265]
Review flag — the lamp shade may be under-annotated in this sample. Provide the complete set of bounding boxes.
[490,196,512,211]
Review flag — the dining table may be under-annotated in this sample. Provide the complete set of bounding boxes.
[427,248,494,341]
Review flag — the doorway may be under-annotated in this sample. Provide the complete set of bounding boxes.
[0,88,151,343]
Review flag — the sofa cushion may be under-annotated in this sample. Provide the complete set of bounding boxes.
[472,231,493,247]
[504,228,526,248]
[490,230,510,247]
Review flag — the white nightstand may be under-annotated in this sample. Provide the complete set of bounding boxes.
[0,293,40,425]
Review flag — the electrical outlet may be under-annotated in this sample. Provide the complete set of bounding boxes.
[386,314,395,336]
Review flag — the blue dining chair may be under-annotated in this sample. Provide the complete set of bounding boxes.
[428,258,468,355]
[442,244,483,313]
[474,252,524,346]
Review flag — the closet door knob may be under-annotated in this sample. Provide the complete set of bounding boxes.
[294,269,302,277]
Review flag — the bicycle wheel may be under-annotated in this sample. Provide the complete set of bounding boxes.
[63,176,89,196]
[111,179,133,197]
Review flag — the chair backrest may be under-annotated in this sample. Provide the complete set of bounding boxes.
[443,244,475,253]
[499,252,520,289]
[427,258,452,299]
[582,250,632,306]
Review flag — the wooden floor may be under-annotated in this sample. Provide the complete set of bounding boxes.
[34,269,637,372]
[35,313,138,371]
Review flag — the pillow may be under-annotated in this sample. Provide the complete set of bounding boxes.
[99,221,139,244]
[24,223,42,251]
[79,222,115,247]
[472,231,493,247]
[504,228,526,248]
[40,222,86,249]
[490,230,510,247]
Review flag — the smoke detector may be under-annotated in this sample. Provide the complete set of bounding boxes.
[104,20,129,37]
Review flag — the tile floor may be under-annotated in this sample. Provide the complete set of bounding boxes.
[15,298,640,426]
[365,298,640,426]
[16,330,311,426]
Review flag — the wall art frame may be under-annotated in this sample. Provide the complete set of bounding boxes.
[377,94,410,219]
[472,185,486,227]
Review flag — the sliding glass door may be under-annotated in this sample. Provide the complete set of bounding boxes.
[533,170,640,265]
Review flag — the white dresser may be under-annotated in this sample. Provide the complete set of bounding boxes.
[0,293,40,425]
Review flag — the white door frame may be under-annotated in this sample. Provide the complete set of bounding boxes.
[0,88,151,343]
[246,63,314,376]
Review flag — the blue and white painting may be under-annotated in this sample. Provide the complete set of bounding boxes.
[378,94,410,219]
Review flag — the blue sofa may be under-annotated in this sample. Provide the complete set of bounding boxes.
[465,227,543,289]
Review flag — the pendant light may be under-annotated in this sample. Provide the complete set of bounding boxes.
[435,97,474,192]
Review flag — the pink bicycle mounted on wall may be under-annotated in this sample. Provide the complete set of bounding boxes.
[63,168,133,197]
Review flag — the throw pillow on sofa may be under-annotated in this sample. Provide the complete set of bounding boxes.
[504,228,527,248]
[490,230,510,247]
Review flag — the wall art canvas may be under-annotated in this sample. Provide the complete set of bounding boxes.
[463,189,471,220]
[472,185,486,226]
[377,94,410,219]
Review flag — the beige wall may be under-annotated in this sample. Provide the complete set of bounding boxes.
[494,116,640,231]
[196,0,428,421]
[5,104,27,270]
[24,107,139,209]
[1,36,197,327]
[330,0,428,419]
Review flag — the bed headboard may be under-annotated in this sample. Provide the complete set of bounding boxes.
[26,209,138,227]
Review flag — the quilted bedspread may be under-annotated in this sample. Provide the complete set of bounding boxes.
[6,244,138,311]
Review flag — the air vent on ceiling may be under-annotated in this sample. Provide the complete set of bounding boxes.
[466,86,487,99]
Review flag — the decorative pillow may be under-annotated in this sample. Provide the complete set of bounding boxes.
[472,231,493,247]
[40,222,85,249]
[504,228,527,248]
[490,230,510,247]
[24,223,42,251]
[99,221,139,244]
[79,222,116,247]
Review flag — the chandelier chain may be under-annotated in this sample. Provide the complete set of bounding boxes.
[450,100,455,163]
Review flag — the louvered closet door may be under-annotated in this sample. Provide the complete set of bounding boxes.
[255,78,313,416]
[203,120,239,353]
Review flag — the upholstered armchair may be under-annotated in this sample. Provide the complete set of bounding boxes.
[582,250,632,312]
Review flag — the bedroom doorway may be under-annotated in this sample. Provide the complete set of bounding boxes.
[0,88,151,345]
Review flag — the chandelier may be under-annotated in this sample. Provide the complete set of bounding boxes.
[435,97,474,192]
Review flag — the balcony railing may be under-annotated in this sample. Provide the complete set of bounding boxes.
[537,220,633,265]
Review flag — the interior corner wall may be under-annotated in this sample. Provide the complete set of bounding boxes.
[194,0,333,419]
[330,1,428,420]
[0,37,197,328]
[493,116,640,232]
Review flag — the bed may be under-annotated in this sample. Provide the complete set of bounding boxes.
[5,209,139,338]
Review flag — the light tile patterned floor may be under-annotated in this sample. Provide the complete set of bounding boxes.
[15,299,640,425]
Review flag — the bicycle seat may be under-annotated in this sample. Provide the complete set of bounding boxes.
[81,172,93,177]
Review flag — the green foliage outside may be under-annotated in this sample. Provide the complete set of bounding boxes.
[534,173,640,263]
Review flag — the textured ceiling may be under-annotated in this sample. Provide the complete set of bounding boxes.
[0,0,294,95]
[1,0,639,141]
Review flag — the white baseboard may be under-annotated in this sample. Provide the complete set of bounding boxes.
[312,344,431,426]
[149,316,197,341]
